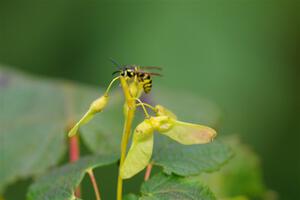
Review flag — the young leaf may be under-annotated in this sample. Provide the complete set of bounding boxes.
[139,173,216,200]
[121,120,154,179]
[27,155,118,200]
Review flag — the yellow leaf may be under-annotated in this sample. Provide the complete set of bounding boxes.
[121,119,154,179]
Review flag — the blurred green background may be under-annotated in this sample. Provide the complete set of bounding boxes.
[0,0,299,199]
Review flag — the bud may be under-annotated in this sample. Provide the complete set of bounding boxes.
[128,81,143,99]
[89,95,109,113]
[68,94,109,137]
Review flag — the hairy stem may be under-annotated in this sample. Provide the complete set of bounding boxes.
[87,169,101,200]
[117,77,136,200]
[144,164,153,181]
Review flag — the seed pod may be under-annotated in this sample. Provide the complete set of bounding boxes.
[89,95,109,113]
[121,119,154,179]
[68,95,109,137]
[150,116,174,132]
[155,105,177,119]
[154,105,217,145]
[159,120,217,145]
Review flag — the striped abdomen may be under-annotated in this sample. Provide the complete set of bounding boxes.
[137,72,152,93]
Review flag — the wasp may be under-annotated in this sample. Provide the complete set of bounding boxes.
[112,64,162,93]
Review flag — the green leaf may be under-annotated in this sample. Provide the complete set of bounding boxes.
[27,155,118,200]
[139,173,216,200]
[0,67,120,193]
[152,136,233,176]
[123,194,139,200]
[200,136,269,199]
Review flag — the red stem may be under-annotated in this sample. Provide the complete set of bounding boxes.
[69,135,80,162]
[144,164,153,181]
[69,135,81,197]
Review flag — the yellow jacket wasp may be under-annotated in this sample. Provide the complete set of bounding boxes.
[112,63,162,94]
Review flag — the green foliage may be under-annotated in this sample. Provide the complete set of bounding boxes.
[123,194,139,200]
[200,136,271,200]
[0,67,272,200]
[152,136,233,176]
[138,173,216,200]
[0,67,116,193]
[27,155,117,200]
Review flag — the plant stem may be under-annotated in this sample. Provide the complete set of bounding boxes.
[69,135,81,197]
[144,164,153,181]
[87,169,101,200]
[117,77,136,200]
[69,135,80,162]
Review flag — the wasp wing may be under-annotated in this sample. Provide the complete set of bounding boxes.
[138,71,163,77]
[140,66,162,70]
[159,119,217,145]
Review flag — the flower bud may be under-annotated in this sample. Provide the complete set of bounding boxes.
[128,81,143,99]
[68,94,109,137]
[89,95,109,113]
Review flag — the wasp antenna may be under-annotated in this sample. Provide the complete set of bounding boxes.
[112,70,121,75]
[109,58,122,68]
